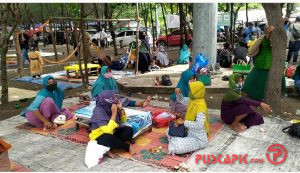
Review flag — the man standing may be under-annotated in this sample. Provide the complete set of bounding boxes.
[97,28,107,49]
[287,16,300,65]
[19,29,30,65]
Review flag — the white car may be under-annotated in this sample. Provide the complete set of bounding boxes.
[115,30,153,47]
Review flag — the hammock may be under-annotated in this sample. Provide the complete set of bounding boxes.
[42,45,79,64]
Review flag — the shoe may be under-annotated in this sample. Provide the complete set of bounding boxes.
[53,115,66,125]
[292,62,297,65]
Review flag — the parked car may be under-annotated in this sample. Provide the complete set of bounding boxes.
[87,29,112,47]
[115,30,153,47]
[156,30,192,47]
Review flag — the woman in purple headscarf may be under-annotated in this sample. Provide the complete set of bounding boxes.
[89,90,133,153]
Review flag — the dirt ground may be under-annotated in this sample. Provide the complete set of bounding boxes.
[1,43,299,121]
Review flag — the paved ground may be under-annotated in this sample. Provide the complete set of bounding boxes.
[1,97,299,172]
[0,87,37,103]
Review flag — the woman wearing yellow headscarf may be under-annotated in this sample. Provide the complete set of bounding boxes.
[167,81,208,155]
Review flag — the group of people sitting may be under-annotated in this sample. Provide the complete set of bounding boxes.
[19,24,294,162]
[20,62,272,158]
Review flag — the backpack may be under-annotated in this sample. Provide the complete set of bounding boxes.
[161,75,172,86]
[292,25,300,40]
[282,122,300,138]
[286,66,296,78]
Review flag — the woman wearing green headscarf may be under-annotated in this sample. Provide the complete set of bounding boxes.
[243,25,286,100]
[221,74,272,133]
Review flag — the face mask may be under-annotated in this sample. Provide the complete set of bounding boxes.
[235,83,244,92]
[251,36,257,40]
[104,72,112,79]
[47,83,57,91]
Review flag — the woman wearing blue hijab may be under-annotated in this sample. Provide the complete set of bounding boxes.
[21,76,73,129]
[177,44,191,64]
[169,70,196,117]
[92,66,151,107]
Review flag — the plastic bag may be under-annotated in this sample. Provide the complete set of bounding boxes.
[192,53,209,73]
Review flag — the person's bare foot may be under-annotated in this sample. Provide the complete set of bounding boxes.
[238,123,247,132]
[230,122,246,133]
[142,96,152,107]
[230,123,240,132]
[106,151,116,159]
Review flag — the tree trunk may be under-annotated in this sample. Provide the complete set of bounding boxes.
[225,3,230,43]
[285,3,294,18]
[0,13,9,104]
[150,3,156,51]
[13,30,23,77]
[263,3,287,115]
[232,4,242,48]
[179,3,185,48]
[74,22,85,84]
[93,3,101,29]
[230,3,234,49]
[80,3,89,86]
[170,3,174,14]
[49,20,58,61]
[161,3,169,47]
[246,3,249,25]
[142,3,149,32]
[105,3,118,56]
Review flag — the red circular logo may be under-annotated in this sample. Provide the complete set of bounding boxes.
[266,144,287,165]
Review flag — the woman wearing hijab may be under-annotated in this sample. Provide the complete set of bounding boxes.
[243,25,286,101]
[169,70,196,118]
[20,76,73,129]
[221,74,271,133]
[29,45,44,78]
[292,64,300,94]
[177,44,190,64]
[167,81,209,155]
[155,45,169,66]
[92,66,151,107]
[89,90,133,153]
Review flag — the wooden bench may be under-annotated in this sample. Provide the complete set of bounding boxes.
[64,63,100,78]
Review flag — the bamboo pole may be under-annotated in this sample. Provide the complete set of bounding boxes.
[50,17,140,22]
[135,3,140,74]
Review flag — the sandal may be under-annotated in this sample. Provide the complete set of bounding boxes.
[222,75,229,81]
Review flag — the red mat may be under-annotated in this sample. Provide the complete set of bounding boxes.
[10,160,32,172]
[16,105,224,170]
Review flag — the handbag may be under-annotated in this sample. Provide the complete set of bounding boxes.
[168,121,188,137]
[282,122,300,138]
[161,75,172,86]
[232,60,251,74]
[198,74,211,86]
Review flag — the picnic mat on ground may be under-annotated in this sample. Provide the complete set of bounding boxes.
[13,71,83,90]
[16,105,224,170]
[55,75,98,84]
[10,160,32,172]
